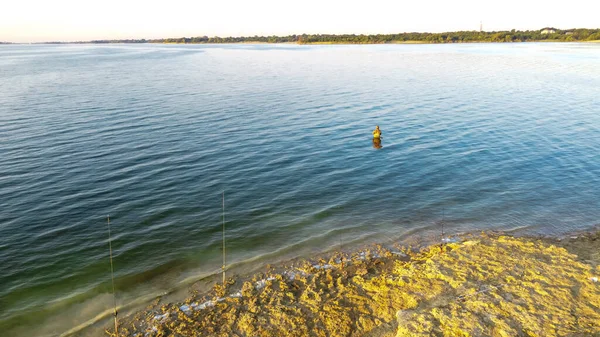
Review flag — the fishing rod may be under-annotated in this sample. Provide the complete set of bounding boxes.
[107,215,119,336]
[222,191,226,286]
[442,207,445,243]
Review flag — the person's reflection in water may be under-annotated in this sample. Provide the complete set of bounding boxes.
[372,137,382,149]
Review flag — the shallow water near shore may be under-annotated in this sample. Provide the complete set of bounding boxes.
[1,42,600,336]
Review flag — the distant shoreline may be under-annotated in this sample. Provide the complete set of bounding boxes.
[5,40,600,46]
[5,28,600,45]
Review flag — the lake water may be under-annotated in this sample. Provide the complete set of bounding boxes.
[1,42,599,336]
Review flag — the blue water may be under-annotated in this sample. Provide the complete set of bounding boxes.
[1,43,599,336]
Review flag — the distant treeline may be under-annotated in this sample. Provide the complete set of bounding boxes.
[48,28,600,44]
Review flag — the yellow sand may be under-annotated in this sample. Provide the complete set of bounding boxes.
[113,234,600,337]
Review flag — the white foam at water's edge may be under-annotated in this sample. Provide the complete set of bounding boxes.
[152,312,168,322]
[255,277,276,290]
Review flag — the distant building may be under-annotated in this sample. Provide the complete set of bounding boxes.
[541,28,557,34]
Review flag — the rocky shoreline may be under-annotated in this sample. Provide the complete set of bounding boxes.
[107,230,600,337]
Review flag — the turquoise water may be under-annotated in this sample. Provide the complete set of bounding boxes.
[1,43,599,336]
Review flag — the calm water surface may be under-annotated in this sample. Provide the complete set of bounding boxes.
[1,43,599,336]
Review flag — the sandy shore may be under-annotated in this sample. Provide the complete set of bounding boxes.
[107,230,600,337]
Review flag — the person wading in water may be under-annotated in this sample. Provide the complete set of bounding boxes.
[372,125,381,138]
[372,126,382,149]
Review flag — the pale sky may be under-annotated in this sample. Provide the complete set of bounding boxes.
[1,0,599,43]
